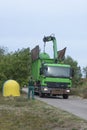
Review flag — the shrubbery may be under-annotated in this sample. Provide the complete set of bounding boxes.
[0,47,31,91]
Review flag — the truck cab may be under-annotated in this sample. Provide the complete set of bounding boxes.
[39,62,72,99]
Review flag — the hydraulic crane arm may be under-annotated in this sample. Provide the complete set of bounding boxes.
[43,35,58,62]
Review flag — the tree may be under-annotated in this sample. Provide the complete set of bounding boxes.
[0,46,7,55]
[0,47,8,90]
[64,56,82,87]
[83,66,87,78]
[0,47,31,91]
[7,48,31,87]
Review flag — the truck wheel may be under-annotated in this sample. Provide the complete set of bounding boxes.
[63,94,68,99]
[39,91,44,97]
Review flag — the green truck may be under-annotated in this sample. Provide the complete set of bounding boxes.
[31,35,73,99]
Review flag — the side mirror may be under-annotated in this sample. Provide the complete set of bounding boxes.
[71,68,74,77]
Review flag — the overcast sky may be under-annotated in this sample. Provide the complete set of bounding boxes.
[0,0,87,68]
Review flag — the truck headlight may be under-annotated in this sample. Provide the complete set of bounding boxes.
[66,89,70,93]
[44,87,48,91]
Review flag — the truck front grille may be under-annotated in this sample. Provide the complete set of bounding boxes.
[46,82,70,89]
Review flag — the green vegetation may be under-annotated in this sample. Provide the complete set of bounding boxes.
[64,55,82,87]
[0,47,31,90]
[71,78,87,98]
[0,92,87,130]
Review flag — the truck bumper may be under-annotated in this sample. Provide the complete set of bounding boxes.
[41,87,70,95]
[50,89,70,95]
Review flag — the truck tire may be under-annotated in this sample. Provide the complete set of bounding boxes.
[39,90,44,97]
[63,94,68,99]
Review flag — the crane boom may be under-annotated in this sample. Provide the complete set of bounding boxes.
[43,35,58,62]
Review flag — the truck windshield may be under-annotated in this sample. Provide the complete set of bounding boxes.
[43,66,71,78]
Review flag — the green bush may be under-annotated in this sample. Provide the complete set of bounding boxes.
[71,79,87,98]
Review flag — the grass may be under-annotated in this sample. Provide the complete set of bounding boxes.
[0,92,87,130]
[71,78,87,98]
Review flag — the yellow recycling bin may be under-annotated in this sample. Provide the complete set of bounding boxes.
[3,80,20,96]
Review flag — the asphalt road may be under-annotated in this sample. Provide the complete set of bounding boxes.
[23,88,87,120]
